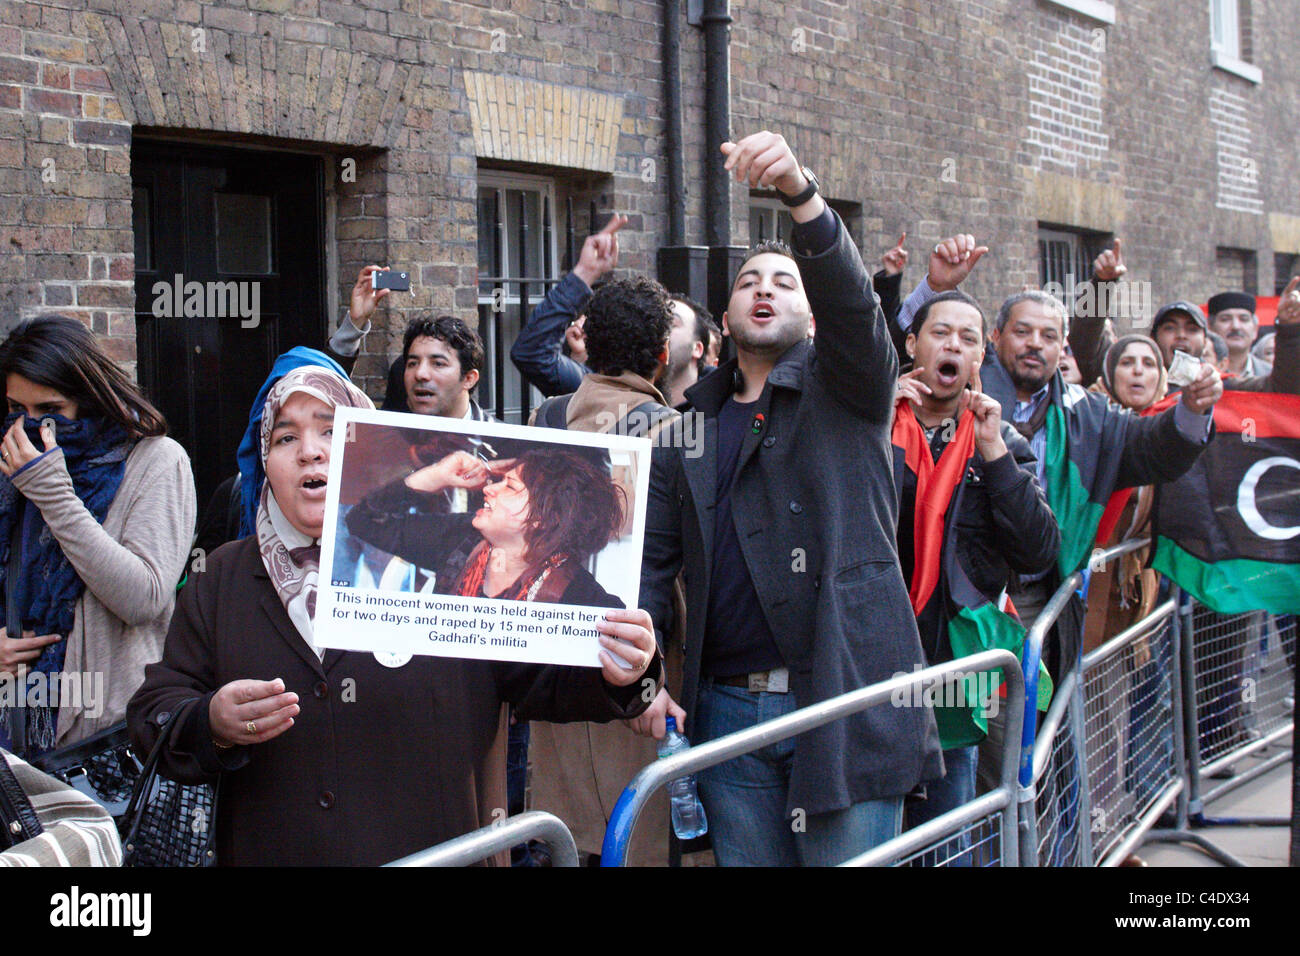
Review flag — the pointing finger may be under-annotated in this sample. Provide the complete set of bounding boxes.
[598,213,627,236]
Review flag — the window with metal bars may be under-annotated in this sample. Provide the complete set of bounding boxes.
[748,194,862,250]
[475,172,560,424]
[1037,228,1096,305]
[1274,253,1298,296]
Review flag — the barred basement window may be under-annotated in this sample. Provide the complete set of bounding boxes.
[1275,253,1299,296]
[1038,226,1107,305]
[1214,246,1257,295]
[748,193,862,249]
[476,172,559,424]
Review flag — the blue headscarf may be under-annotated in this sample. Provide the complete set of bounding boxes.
[236,347,348,537]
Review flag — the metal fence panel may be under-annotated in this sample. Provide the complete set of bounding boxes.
[1189,604,1295,788]
[601,650,1025,867]
[386,811,579,867]
[1081,604,1180,865]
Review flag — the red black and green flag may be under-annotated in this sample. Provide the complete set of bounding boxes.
[1041,391,1133,578]
[1151,391,1300,614]
[893,402,1052,749]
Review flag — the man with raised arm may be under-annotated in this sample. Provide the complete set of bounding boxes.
[636,130,942,866]
[895,238,1223,673]
[892,292,1058,834]
[508,214,625,397]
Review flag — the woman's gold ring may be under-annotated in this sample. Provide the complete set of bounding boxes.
[246,720,257,735]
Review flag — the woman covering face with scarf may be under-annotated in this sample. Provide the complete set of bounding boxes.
[0,315,195,754]
[129,366,660,865]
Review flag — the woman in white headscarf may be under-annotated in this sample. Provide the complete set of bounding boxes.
[129,366,660,866]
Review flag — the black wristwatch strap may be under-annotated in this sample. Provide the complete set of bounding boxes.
[779,168,819,208]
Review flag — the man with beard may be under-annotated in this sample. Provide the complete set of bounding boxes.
[662,295,713,407]
[525,275,679,866]
[1061,241,1299,395]
[960,291,1220,802]
[987,291,1219,623]
[636,130,943,866]
[892,291,1058,837]
[899,247,1223,640]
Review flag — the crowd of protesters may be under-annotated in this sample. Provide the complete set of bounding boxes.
[2,128,1297,867]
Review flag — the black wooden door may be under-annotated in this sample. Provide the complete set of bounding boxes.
[132,142,326,508]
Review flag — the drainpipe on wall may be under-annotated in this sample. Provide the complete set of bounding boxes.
[656,0,708,305]
[699,0,745,335]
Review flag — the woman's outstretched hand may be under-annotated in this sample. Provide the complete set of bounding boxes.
[209,678,300,748]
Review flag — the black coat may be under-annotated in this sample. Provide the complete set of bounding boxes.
[641,212,944,817]
[894,421,1060,666]
[976,345,1208,680]
[127,536,655,866]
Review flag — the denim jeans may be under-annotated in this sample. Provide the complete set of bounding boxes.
[507,716,538,866]
[693,679,903,866]
[905,744,978,866]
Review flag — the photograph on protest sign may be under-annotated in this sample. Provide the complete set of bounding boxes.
[315,406,650,668]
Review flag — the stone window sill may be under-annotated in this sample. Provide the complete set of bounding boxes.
[1211,50,1263,85]
[1040,0,1116,25]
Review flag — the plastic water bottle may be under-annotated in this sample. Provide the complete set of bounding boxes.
[658,716,708,839]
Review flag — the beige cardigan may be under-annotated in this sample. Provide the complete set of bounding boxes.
[10,436,196,746]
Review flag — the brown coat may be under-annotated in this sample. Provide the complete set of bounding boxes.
[1082,489,1157,656]
[527,368,684,865]
[127,536,658,867]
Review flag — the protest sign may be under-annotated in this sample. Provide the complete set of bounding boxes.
[316,407,650,668]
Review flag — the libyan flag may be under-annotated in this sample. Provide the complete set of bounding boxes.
[893,402,1052,749]
[1151,391,1300,615]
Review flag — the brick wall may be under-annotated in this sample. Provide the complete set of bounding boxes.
[0,6,135,367]
[1,0,1298,388]
[1025,10,1110,174]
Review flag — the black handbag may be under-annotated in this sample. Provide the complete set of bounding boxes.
[30,701,218,867]
[0,751,43,849]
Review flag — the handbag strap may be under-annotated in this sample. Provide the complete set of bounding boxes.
[0,751,44,848]
[120,697,218,864]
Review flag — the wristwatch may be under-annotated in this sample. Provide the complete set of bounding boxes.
[779,166,820,208]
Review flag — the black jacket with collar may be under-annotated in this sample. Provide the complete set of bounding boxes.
[641,211,944,816]
[894,420,1059,666]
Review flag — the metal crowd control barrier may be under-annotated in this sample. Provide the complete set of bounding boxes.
[1136,600,1296,865]
[1021,533,1293,867]
[1185,602,1294,814]
[599,650,1025,867]
[1018,537,1168,867]
[1027,667,1088,865]
[386,811,579,867]
[1080,600,1184,866]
